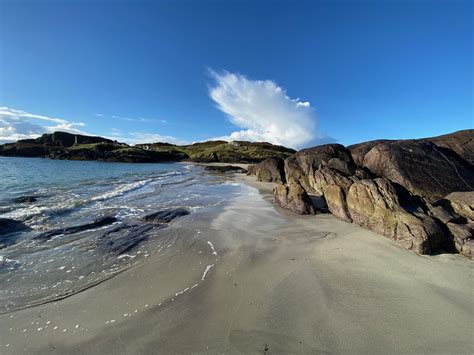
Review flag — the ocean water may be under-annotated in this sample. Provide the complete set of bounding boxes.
[0,157,243,313]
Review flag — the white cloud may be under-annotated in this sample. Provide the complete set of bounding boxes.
[110,115,164,123]
[128,132,188,145]
[0,107,87,143]
[208,70,328,149]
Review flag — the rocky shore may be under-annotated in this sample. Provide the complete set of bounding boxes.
[248,129,474,258]
[1,129,472,260]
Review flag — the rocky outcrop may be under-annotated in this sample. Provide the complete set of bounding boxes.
[253,158,285,183]
[346,178,448,254]
[246,164,257,176]
[312,166,356,196]
[348,130,474,167]
[444,192,474,221]
[323,184,352,222]
[204,165,247,173]
[274,181,315,215]
[362,140,474,202]
[425,129,474,165]
[426,203,462,224]
[142,208,190,224]
[271,130,474,258]
[348,140,392,167]
[284,144,356,192]
[446,222,473,258]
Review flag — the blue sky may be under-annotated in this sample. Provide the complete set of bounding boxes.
[0,0,472,148]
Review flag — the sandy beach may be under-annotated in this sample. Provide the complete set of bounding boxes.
[1,174,473,354]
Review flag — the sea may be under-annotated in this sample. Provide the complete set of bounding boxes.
[0,157,244,314]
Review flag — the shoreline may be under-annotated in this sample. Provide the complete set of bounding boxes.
[1,173,473,354]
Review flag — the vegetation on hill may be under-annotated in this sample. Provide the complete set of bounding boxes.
[0,132,295,163]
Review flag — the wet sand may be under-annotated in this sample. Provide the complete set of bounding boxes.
[1,175,473,354]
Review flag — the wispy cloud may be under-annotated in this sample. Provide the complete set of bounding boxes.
[0,107,87,143]
[96,113,167,124]
[208,70,330,149]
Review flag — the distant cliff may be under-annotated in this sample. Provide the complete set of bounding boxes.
[0,132,296,163]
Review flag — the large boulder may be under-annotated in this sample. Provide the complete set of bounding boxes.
[362,141,474,202]
[284,144,356,192]
[446,223,473,259]
[246,164,257,176]
[346,178,448,254]
[444,192,474,221]
[348,130,474,167]
[312,166,356,196]
[274,181,315,215]
[426,203,463,224]
[323,184,352,222]
[348,140,392,167]
[254,158,286,183]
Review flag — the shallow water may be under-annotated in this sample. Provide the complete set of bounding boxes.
[0,157,243,313]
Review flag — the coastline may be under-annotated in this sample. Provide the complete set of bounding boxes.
[1,172,473,354]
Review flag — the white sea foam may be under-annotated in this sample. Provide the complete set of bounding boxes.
[175,287,190,296]
[201,264,215,280]
[117,254,136,260]
[90,179,152,202]
[0,255,18,266]
[207,241,218,256]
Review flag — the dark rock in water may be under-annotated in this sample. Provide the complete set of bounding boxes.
[274,181,316,215]
[0,218,29,248]
[14,196,37,203]
[0,218,28,236]
[35,216,117,240]
[204,165,247,173]
[143,208,190,224]
[362,140,474,202]
[98,224,164,254]
[254,158,286,183]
